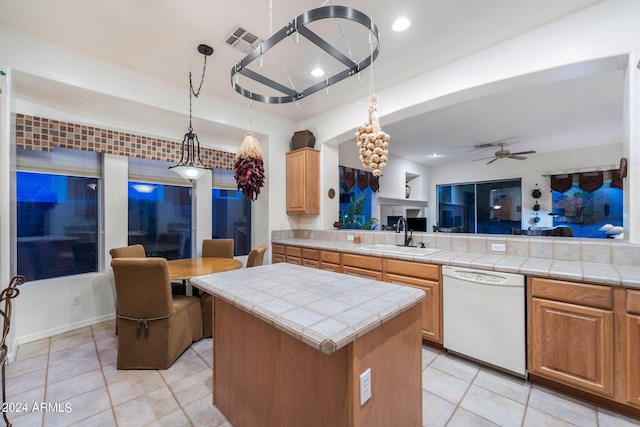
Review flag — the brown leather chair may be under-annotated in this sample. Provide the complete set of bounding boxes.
[1,275,26,426]
[247,245,267,268]
[200,239,235,337]
[111,258,203,369]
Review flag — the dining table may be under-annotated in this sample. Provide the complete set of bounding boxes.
[167,257,243,281]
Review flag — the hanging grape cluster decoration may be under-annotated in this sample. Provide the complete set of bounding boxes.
[355,95,390,176]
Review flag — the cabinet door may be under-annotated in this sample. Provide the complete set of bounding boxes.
[302,259,319,269]
[272,253,285,264]
[530,297,614,396]
[320,262,341,273]
[286,148,319,214]
[285,256,302,266]
[386,273,441,343]
[627,314,640,407]
[342,266,383,281]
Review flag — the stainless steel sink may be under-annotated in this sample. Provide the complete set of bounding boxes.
[356,244,441,257]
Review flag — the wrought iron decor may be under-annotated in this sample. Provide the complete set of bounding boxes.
[231,5,380,104]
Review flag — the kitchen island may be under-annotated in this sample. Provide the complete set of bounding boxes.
[190,263,425,427]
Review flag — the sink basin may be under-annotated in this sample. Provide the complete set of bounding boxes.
[356,244,441,257]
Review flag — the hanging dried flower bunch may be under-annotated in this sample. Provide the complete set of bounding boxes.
[234,131,265,201]
[355,95,390,177]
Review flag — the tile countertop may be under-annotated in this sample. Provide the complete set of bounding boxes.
[189,263,425,354]
[271,238,640,288]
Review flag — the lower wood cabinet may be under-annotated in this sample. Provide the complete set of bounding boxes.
[627,290,640,407]
[341,253,383,281]
[319,250,341,272]
[272,244,285,264]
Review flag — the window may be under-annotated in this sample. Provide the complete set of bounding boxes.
[338,166,378,229]
[437,179,522,234]
[17,172,99,280]
[212,189,252,256]
[128,181,192,259]
[15,148,101,280]
[550,171,623,238]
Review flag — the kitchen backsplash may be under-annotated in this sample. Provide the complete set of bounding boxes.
[271,229,640,266]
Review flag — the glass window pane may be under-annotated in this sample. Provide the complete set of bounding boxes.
[437,183,475,232]
[128,181,192,259]
[17,172,99,280]
[212,189,252,256]
[477,179,522,234]
[552,182,623,238]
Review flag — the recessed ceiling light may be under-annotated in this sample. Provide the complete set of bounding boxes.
[310,67,326,77]
[392,17,411,32]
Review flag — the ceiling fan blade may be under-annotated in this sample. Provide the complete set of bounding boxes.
[486,157,499,165]
[509,150,536,156]
[471,156,494,162]
[508,155,528,160]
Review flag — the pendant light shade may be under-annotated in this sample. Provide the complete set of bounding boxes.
[169,44,213,180]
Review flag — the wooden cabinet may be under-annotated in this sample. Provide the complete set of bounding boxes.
[320,250,341,272]
[286,148,320,215]
[342,253,383,281]
[285,246,302,265]
[627,290,640,407]
[384,259,442,344]
[272,244,286,264]
[529,278,615,397]
[302,248,319,269]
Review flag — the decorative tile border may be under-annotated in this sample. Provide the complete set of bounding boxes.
[15,114,235,170]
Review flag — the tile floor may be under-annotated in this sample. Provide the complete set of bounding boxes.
[4,319,640,426]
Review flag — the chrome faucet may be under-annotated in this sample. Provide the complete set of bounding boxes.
[396,217,413,247]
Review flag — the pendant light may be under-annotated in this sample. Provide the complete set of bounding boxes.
[169,44,213,180]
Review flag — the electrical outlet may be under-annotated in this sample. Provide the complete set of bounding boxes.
[347,234,354,241]
[491,243,506,252]
[360,368,372,405]
[72,294,81,306]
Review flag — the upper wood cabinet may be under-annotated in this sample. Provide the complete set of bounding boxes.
[286,148,320,214]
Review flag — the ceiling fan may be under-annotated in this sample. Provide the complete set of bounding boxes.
[472,141,536,164]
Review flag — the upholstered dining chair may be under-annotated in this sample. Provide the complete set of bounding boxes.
[202,238,234,258]
[111,258,203,369]
[246,245,267,268]
[200,239,235,337]
[110,244,147,335]
[1,275,26,427]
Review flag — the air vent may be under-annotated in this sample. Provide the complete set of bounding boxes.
[224,25,263,53]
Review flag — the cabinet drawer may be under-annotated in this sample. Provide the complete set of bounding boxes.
[342,253,382,271]
[384,259,439,281]
[320,262,341,273]
[286,246,301,257]
[272,254,285,264]
[342,266,383,281]
[302,248,319,260]
[302,259,319,269]
[530,277,612,310]
[320,250,340,264]
[272,244,286,255]
[286,256,301,265]
[628,290,640,315]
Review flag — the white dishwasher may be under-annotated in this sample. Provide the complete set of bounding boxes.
[442,265,526,378]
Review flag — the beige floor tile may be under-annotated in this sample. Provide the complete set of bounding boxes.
[43,386,112,427]
[94,335,117,353]
[15,338,50,361]
[523,407,576,427]
[422,390,456,427]
[69,408,117,426]
[422,366,470,405]
[159,351,208,385]
[98,346,117,367]
[422,346,441,369]
[5,353,48,379]
[45,369,106,402]
[50,326,92,342]
[48,342,97,367]
[4,408,44,427]
[146,408,192,426]
[113,386,180,427]
[183,393,231,427]
[6,384,45,408]
[169,369,213,407]
[107,370,166,406]
[446,408,499,427]
[473,368,531,404]
[430,353,480,382]
[528,385,597,426]
[5,368,46,397]
[597,408,640,426]
[47,353,101,384]
[460,384,526,426]
[101,362,153,385]
[49,329,95,353]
